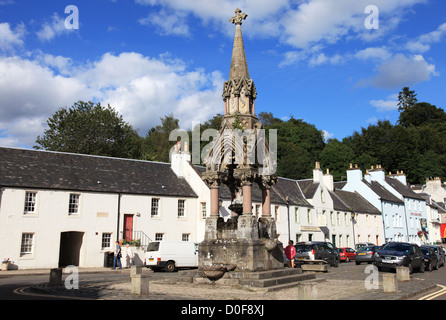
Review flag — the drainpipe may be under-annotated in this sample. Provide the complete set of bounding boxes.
[117,193,121,242]
[380,201,387,244]
[351,212,356,248]
[286,198,290,242]
[403,198,410,243]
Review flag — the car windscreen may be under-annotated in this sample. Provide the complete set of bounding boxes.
[382,243,410,252]
[295,245,313,253]
[358,246,374,252]
[147,242,160,252]
[421,248,429,254]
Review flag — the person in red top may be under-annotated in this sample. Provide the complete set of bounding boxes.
[285,240,296,268]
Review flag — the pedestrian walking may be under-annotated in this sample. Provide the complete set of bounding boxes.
[126,243,134,267]
[285,240,296,268]
[112,241,122,269]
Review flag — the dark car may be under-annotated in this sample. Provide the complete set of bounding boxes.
[373,242,425,274]
[421,245,445,268]
[355,245,380,265]
[420,246,439,271]
[294,242,339,267]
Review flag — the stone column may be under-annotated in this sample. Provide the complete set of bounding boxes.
[259,175,276,217]
[202,171,223,217]
[210,187,219,216]
[262,188,271,217]
[242,183,252,215]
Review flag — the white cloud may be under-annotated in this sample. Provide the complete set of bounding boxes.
[357,54,437,89]
[370,93,398,112]
[406,22,446,53]
[0,22,26,52]
[139,9,191,37]
[322,130,334,141]
[0,52,224,148]
[36,13,71,41]
[354,47,392,61]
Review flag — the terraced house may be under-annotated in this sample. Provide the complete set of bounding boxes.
[0,145,440,270]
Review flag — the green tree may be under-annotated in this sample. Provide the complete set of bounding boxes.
[397,87,418,112]
[35,101,142,159]
[320,139,355,181]
[142,114,181,162]
[266,116,326,179]
[398,102,446,128]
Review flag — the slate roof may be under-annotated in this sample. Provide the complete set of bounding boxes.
[272,177,312,207]
[0,147,197,198]
[296,179,320,199]
[332,189,381,215]
[362,179,404,204]
[385,177,425,200]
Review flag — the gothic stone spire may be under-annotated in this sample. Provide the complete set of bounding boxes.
[223,8,257,117]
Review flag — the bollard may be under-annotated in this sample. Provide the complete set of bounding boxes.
[298,282,318,300]
[49,268,62,286]
[131,274,150,295]
[396,266,410,282]
[382,273,398,293]
[130,265,142,277]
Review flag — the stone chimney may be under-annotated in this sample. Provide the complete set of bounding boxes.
[388,170,407,185]
[368,164,385,182]
[323,168,334,191]
[313,161,323,183]
[170,141,191,178]
[346,163,363,183]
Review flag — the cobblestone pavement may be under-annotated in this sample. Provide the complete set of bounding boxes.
[9,263,439,301]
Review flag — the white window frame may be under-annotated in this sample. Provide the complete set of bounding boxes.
[68,193,80,215]
[178,199,185,218]
[201,202,207,219]
[101,233,112,250]
[24,191,37,215]
[151,198,160,217]
[20,233,34,256]
[182,233,190,241]
[155,233,163,241]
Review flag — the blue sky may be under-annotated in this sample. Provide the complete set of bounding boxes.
[1,0,445,148]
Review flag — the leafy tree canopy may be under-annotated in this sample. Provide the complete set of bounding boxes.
[35,101,142,159]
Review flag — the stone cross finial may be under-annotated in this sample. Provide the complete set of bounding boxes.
[230,8,247,25]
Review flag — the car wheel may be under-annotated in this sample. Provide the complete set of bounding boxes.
[346,257,350,263]
[408,263,413,274]
[426,263,432,272]
[356,261,360,265]
[434,262,439,270]
[335,258,340,267]
[419,262,425,273]
[164,261,175,272]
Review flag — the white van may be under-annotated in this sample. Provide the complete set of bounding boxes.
[144,241,199,272]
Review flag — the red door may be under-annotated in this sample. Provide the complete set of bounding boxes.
[124,214,133,241]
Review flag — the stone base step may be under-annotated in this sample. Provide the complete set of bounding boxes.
[176,268,320,292]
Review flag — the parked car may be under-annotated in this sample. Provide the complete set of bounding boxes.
[355,242,375,250]
[339,247,356,262]
[294,242,339,267]
[421,245,445,268]
[373,242,425,274]
[355,245,379,265]
[420,246,439,271]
